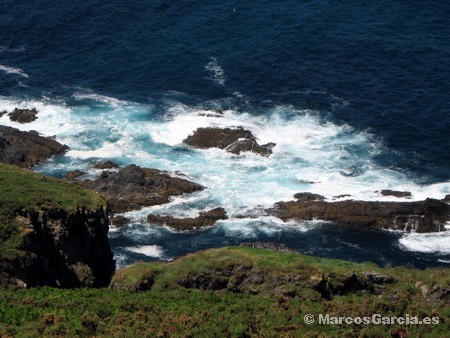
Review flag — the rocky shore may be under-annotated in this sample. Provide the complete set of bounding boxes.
[268,194,450,233]
[0,125,68,167]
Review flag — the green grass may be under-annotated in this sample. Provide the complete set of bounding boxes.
[1,247,448,337]
[0,163,106,263]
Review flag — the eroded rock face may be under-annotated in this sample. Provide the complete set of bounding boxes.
[270,198,450,233]
[147,207,228,231]
[5,207,115,288]
[79,165,204,213]
[183,127,275,156]
[0,125,68,167]
[8,108,38,123]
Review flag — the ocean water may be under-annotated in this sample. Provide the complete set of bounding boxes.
[1,0,449,268]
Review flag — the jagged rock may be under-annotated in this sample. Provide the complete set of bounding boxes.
[293,192,325,202]
[8,108,38,123]
[183,127,275,156]
[147,207,228,230]
[0,125,68,167]
[270,198,450,233]
[93,160,119,169]
[378,189,412,198]
[64,170,86,181]
[79,164,204,213]
[6,208,115,288]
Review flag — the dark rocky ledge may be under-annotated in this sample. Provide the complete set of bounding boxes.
[0,125,68,167]
[269,195,450,233]
[8,207,115,288]
[78,164,205,213]
[147,207,228,231]
[183,127,275,156]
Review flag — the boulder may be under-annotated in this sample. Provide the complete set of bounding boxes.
[8,108,38,123]
[147,207,228,230]
[183,127,275,156]
[270,198,450,233]
[64,170,86,181]
[93,160,119,169]
[79,164,204,213]
[0,125,68,167]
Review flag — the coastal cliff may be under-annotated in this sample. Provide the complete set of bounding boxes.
[0,163,115,288]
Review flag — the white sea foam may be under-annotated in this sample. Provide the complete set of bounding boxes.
[1,94,449,226]
[205,57,225,86]
[0,65,29,78]
[126,245,164,257]
[398,231,450,254]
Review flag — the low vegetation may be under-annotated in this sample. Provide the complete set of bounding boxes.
[1,246,449,337]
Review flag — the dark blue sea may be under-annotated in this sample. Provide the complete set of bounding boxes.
[1,0,449,268]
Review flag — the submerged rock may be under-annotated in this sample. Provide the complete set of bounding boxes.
[147,207,228,230]
[79,164,204,213]
[270,198,450,233]
[0,125,68,167]
[8,108,38,123]
[183,127,275,156]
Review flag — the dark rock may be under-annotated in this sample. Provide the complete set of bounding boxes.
[270,198,450,233]
[183,127,275,156]
[240,242,297,254]
[65,170,86,181]
[293,192,325,202]
[93,160,119,169]
[79,164,204,213]
[444,195,450,202]
[0,125,68,167]
[363,271,395,284]
[333,194,352,200]
[391,329,408,338]
[7,207,115,288]
[8,108,38,123]
[378,189,412,198]
[147,207,228,230]
[110,215,131,227]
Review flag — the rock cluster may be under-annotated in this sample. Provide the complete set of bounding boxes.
[183,127,275,156]
[7,108,39,123]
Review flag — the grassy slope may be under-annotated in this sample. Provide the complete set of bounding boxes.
[1,247,449,337]
[0,163,106,260]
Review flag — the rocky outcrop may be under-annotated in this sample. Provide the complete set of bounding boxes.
[7,108,38,123]
[78,164,204,213]
[4,207,115,288]
[64,170,86,181]
[377,190,412,198]
[93,160,119,169]
[269,197,450,232]
[183,127,275,156]
[0,125,68,167]
[240,242,297,254]
[147,207,228,230]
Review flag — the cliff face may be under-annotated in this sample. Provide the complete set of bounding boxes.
[6,207,115,288]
